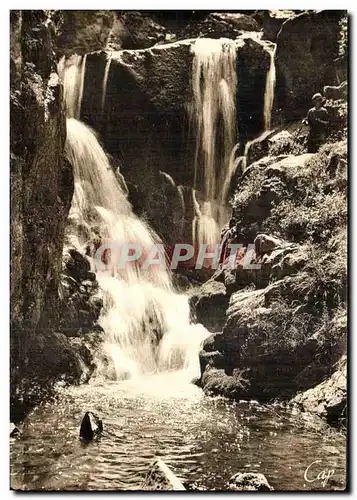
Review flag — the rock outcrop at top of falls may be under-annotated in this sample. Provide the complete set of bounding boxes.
[192,99,347,424]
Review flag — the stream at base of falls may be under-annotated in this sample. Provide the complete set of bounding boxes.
[10,372,346,491]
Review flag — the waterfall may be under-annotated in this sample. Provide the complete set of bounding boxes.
[64,118,208,380]
[58,54,87,119]
[263,43,277,131]
[190,39,238,245]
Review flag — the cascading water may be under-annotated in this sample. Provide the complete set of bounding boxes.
[190,39,238,245]
[58,54,87,119]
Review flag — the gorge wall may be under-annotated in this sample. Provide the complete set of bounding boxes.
[10,11,98,420]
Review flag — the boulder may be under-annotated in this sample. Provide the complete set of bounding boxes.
[199,274,343,401]
[268,130,294,156]
[59,249,103,337]
[244,130,299,167]
[265,153,314,181]
[254,233,285,256]
[113,11,169,49]
[228,472,274,491]
[63,248,91,281]
[275,10,346,121]
[143,459,186,490]
[292,356,347,424]
[261,10,296,41]
[78,35,270,243]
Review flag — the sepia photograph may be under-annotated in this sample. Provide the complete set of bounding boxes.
[9,8,348,492]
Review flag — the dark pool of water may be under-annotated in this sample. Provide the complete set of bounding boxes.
[10,372,346,491]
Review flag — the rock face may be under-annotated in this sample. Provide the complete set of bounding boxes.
[275,10,347,121]
[79,36,270,243]
[260,10,296,41]
[57,11,263,56]
[228,472,274,491]
[59,249,103,337]
[143,459,186,490]
[180,12,261,39]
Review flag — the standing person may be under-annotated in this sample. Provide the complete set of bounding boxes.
[303,93,329,153]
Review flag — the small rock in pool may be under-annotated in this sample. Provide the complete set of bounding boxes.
[228,472,274,491]
[79,412,103,441]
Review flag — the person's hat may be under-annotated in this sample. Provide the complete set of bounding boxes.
[311,93,325,103]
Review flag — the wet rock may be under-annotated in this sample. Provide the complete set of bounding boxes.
[64,249,91,281]
[292,356,347,424]
[276,10,346,121]
[143,458,186,490]
[199,275,338,401]
[325,99,348,140]
[57,11,117,55]
[265,153,314,181]
[79,411,103,441]
[201,366,250,399]
[228,472,274,491]
[199,350,225,376]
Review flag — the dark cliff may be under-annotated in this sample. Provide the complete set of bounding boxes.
[10,11,78,419]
